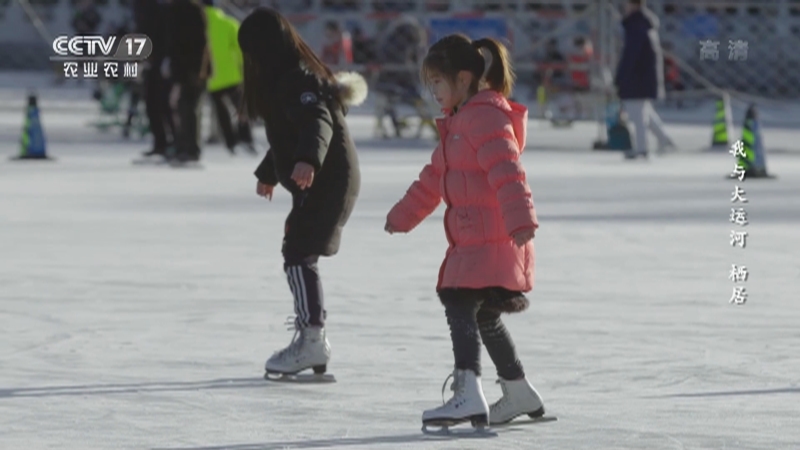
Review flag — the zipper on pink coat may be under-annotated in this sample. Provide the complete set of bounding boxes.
[435,117,453,289]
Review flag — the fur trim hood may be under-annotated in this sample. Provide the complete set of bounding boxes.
[333,71,368,107]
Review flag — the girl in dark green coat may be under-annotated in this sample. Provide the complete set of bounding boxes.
[238,7,367,380]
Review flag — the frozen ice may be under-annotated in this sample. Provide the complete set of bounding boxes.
[1,74,799,449]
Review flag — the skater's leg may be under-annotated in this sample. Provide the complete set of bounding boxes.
[124,82,141,135]
[228,85,254,145]
[175,84,189,156]
[211,87,238,150]
[237,120,254,147]
[144,67,169,152]
[644,100,673,149]
[623,99,648,156]
[176,84,202,159]
[476,301,545,424]
[439,289,482,376]
[283,251,326,329]
[205,91,220,144]
[265,247,330,375]
[162,79,176,148]
[422,289,489,427]
[387,104,403,138]
[476,307,524,381]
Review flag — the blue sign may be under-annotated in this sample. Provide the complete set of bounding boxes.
[428,18,509,45]
[681,14,719,39]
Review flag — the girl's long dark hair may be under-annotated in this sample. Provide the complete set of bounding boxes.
[237,7,337,128]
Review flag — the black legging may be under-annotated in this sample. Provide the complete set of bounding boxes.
[439,288,525,380]
[209,85,253,150]
[175,83,203,157]
[143,64,175,150]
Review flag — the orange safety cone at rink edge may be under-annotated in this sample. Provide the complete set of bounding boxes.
[736,104,774,179]
[12,93,53,161]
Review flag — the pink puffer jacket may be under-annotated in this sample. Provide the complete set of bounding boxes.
[386,89,538,292]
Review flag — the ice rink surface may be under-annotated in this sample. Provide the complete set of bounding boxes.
[1,79,799,449]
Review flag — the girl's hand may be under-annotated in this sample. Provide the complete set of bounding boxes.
[384,220,396,234]
[511,227,536,247]
[256,182,274,200]
[291,162,315,190]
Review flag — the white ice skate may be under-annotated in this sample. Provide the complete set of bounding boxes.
[264,325,334,383]
[131,148,169,165]
[421,369,495,437]
[489,377,556,426]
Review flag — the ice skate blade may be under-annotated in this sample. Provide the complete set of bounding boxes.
[132,158,168,165]
[492,415,558,427]
[264,372,336,383]
[168,161,204,169]
[422,414,493,437]
[421,423,496,437]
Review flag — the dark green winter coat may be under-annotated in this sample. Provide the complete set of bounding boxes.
[254,69,367,257]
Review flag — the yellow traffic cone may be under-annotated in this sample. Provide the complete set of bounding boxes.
[737,104,774,179]
[710,94,733,150]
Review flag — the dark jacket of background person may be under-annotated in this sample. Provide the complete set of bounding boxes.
[615,8,665,100]
[350,26,376,64]
[72,0,101,35]
[375,16,425,93]
[132,0,168,64]
[166,0,211,86]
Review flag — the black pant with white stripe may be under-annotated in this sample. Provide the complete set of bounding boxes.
[283,251,326,329]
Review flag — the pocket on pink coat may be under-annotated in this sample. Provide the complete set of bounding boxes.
[454,207,485,245]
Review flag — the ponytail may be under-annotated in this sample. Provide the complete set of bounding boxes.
[422,34,515,98]
[472,38,515,98]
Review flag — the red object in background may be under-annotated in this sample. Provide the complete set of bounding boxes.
[322,33,353,66]
[341,32,353,64]
[569,46,592,90]
[665,55,680,83]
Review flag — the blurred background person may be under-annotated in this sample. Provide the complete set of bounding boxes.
[320,20,353,67]
[614,0,675,159]
[569,36,592,94]
[71,0,102,87]
[662,41,684,109]
[568,36,593,119]
[531,37,566,107]
[543,38,566,88]
[166,0,211,164]
[350,24,376,65]
[203,0,256,155]
[105,19,146,140]
[133,0,175,160]
[373,14,427,137]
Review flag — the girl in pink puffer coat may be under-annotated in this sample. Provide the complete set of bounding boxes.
[385,34,548,431]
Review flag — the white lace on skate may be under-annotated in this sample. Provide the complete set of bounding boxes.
[420,370,468,421]
[437,370,465,408]
[421,370,493,436]
[269,316,305,362]
[489,379,513,417]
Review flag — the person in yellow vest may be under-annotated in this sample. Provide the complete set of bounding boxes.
[203,0,256,154]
